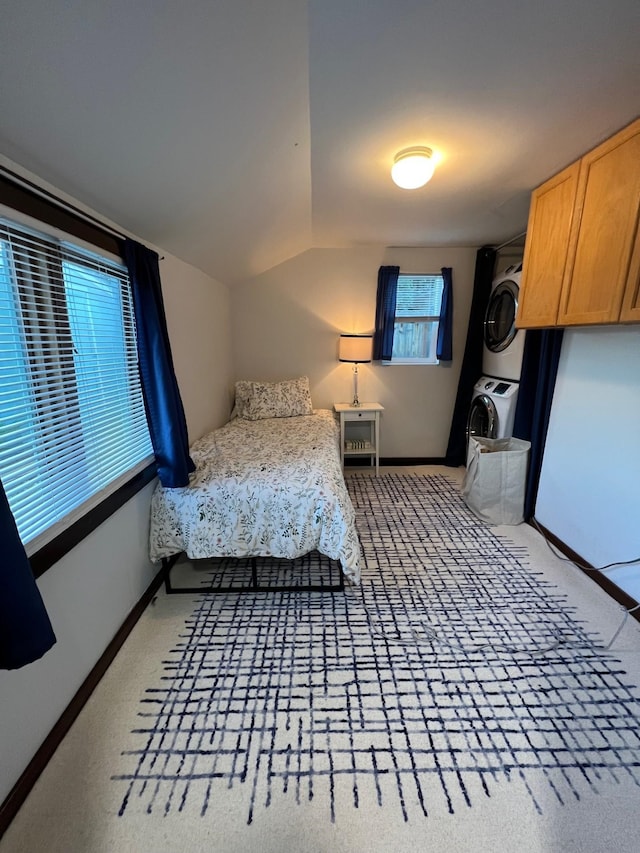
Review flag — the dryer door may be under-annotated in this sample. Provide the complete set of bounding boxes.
[466,394,498,444]
[484,280,519,353]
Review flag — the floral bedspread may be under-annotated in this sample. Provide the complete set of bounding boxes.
[149,409,361,584]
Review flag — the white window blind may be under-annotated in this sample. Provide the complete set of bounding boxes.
[390,273,444,363]
[395,274,444,319]
[0,216,153,554]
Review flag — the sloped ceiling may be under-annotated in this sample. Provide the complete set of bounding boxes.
[1,1,638,284]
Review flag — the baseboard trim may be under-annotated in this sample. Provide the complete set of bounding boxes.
[380,457,448,466]
[532,521,640,619]
[344,458,448,468]
[0,565,166,839]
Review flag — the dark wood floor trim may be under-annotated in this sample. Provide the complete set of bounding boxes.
[0,564,166,839]
[532,520,640,619]
[380,457,448,466]
[345,458,449,468]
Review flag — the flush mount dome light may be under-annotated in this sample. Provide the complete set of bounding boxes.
[391,146,435,189]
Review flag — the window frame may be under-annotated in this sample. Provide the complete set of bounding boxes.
[382,272,445,365]
[0,179,156,578]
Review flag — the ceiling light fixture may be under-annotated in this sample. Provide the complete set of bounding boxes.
[391,146,435,189]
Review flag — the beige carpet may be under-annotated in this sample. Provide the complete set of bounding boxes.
[2,469,640,853]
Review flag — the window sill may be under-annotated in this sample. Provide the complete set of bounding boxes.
[380,359,440,365]
[29,462,157,579]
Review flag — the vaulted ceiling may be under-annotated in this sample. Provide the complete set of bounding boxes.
[1,1,638,284]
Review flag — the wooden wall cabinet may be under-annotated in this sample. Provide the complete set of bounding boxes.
[517,117,640,329]
[517,162,579,327]
[619,225,640,322]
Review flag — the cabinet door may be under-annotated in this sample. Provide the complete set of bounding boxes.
[619,222,640,322]
[558,118,640,326]
[517,162,579,328]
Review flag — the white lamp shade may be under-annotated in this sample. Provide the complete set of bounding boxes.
[339,334,373,363]
[391,146,435,189]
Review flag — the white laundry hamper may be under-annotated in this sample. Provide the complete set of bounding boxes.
[461,436,531,525]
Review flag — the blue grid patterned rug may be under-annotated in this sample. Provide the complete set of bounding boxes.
[113,473,640,825]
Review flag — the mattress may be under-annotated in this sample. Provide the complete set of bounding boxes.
[148,409,361,584]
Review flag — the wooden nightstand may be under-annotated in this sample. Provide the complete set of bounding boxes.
[333,403,384,475]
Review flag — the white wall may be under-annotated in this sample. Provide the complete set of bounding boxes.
[1,482,156,805]
[0,182,233,804]
[160,253,233,440]
[536,325,640,600]
[231,246,478,457]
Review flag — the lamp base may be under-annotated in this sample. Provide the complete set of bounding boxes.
[352,364,361,407]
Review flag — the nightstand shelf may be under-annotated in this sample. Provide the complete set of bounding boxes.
[333,402,384,475]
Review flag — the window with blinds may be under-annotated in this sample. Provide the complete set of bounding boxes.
[390,273,444,363]
[0,216,153,555]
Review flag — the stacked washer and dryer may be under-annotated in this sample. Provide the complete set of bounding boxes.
[466,264,525,444]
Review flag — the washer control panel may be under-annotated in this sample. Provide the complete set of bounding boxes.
[480,378,516,396]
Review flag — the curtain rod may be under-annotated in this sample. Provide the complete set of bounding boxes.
[495,231,527,252]
[0,165,125,241]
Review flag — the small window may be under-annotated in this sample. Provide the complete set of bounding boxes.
[387,273,444,364]
[0,214,153,555]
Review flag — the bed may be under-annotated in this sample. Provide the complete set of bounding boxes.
[149,378,361,592]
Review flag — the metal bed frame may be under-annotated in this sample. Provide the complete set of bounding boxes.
[162,552,345,595]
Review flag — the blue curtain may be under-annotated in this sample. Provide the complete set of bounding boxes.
[121,239,194,488]
[513,328,564,520]
[436,266,453,361]
[444,247,496,466]
[1,480,56,669]
[373,266,399,361]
